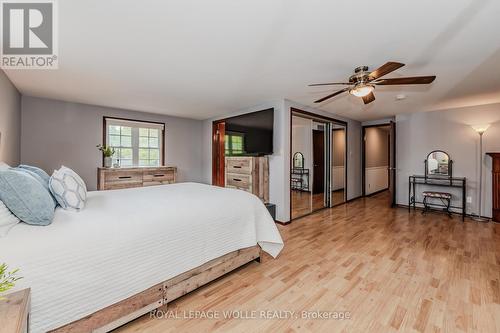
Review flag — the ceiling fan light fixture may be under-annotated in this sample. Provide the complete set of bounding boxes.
[349,84,374,97]
[309,62,436,104]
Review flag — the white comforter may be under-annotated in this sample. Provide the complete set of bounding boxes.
[0,183,283,332]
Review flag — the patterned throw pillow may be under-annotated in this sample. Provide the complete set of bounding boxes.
[49,166,87,211]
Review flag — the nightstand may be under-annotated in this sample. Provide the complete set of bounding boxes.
[265,203,276,220]
[0,289,30,333]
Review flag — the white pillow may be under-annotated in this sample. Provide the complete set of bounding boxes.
[49,166,87,211]
[0,162,11,171]
[0,200,20,237]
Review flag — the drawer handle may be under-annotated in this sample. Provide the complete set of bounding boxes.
[153,174,165,177]
[118,176,132,179]
[233,166,242,169]
[233,178,242,182]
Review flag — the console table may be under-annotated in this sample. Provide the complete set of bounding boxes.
[291,168,310,191]
[487,153,500,222]
[408,175,466,220]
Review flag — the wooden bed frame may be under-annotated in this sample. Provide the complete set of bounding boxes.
[48,246,261,333]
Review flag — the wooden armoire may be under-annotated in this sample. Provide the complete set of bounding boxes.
[487,153,500,222]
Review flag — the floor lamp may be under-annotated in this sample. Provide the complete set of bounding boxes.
[471,124,490,222]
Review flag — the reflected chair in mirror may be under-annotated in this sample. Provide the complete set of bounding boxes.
[291,152,309,191]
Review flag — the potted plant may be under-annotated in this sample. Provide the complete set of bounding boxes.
[0,263,22,301]
[97,144,116,168]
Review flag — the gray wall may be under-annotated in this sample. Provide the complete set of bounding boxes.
[0,70,21,165]
[396,104,500,217]
[365,127,389,168]
[21,96,203,190]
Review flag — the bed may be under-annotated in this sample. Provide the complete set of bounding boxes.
[0,182,284,333]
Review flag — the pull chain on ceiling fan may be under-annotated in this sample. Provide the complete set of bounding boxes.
[309,62,436,105]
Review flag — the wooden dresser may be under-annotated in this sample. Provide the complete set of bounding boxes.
[0,289,30,333]
[487,153,500,222]
[97,166,177,190]
[225,156,269,202]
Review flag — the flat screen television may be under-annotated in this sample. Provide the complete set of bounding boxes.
[225,108,274,156]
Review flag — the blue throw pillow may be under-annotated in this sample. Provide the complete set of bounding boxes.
[13,167,57,205]
[0,169,56,226]
[18,165,50,185]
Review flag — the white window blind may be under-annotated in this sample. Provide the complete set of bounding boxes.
[104,118,164,167]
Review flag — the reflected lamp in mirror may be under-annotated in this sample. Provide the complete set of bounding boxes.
[293,152,304,169]
[425,150,452,177]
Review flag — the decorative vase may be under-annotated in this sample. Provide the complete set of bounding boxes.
[104,157,112,168]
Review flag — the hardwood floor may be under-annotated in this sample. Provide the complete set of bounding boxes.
[291,190,325,219]
[331,189,345,206]
[291,189,345,220]
[117,192,500,332]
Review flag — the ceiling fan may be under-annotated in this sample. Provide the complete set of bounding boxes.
[309,62,436,105]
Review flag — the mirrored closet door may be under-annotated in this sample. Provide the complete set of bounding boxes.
[330,124,346,206]
[290,110,347,220]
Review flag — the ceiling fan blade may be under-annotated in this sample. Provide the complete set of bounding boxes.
[368,62,405,81]
[314,88,349,103]
[374,76,436,85]
[362,92,376,104]
[308,82,352,86]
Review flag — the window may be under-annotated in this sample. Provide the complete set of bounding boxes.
[104,117,164,167]
[138,128,161,166]
[225,133,245,155]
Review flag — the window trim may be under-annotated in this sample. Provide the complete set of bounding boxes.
[102,116,166,167]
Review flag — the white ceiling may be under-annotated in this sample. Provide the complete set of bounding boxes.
[4,0,500,121]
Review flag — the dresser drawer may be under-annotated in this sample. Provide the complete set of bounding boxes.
[226,173,253,191]
[143,169,175,183]
[223,156,268,203]
[104,182,142,190]
[226,158,252,174]
[143,180,175,187]
[105,170,143,183]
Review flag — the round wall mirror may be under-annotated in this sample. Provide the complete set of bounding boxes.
[426,150,451,176]
[293,152,304,169]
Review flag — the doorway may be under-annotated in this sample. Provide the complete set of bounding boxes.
[362,122,396,206]
[312,129,325,194]
[212,120,226,187]
[290,109,347,220]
